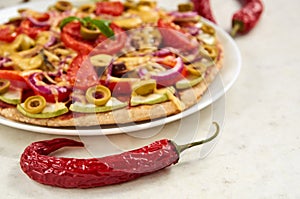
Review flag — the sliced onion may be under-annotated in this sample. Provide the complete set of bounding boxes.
[152,48,173,57]
[0,57,11,67]
[138,68,149,78]
[169,11,198,18]
[151,57,184,86]
[186,26,200,36]
[44,35,57,48]
[27,16,50,27]
[105,60,114,85]
[28,72,70,102]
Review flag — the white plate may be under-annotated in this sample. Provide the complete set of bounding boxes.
[0,0,241,136]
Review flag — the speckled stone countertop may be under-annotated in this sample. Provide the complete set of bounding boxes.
[0,0,299,198]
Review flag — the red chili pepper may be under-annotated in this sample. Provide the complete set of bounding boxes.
[231,0,264,37]
[20,123,219,189]
[191,0,217,23]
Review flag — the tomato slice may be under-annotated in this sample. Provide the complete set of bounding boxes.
[95,1,124,16]
[61,31,93,55]
[67,55,98,90]
[157,19,198,52]
[0,25,17,43]
[102,78,132,96]
[0,70,29,89]
[93,23,127,55]
[61,22,126,55]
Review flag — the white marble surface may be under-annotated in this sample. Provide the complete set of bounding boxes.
[0,0,300,198]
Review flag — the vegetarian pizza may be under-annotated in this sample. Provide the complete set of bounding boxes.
[0,0,223,127]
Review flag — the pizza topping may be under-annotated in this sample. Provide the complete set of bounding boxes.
[201,23,215,35]
[17,15,50,39]
[85,85,111,106]
[37,32,57,48]
[127,4,159,24]
[170,11,200,23]
[178,2,194,12]
[0,70,29,89]
[80,25,101,40]
[0,79,10,94]
[13,53,44,71]
[23,95,46,114]
[67,54,98,90]
[128,27,162,50]
[131,93,168,106]
[69,97,127,113]
[90,54,113,67]
[11,34,35,52]
[82,17,114,39]
[200,44,218,60]
[60,19,125,55]
[105,75,135,95]
[113,17,142,30]
[54,1,73,12]
[27,15,50,27]
[164,89,185,111]
[17,101,69,119]
[175,75,204,90]
[157,19,198,52]
[95,1,124,17]
[149,57,185,87]
[0,86,22,105]
[137,0,157,8]
[27,72,71,102]
[60,16,114,38]
[186,62,206,76]
[132,79,156,96]
[77,4,96,14]
[0,57,12,68]
[0,25,17,43]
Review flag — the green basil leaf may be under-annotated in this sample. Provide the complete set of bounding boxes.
[59,16,84,29]
[92,19,114,38]
[83,17,114,38]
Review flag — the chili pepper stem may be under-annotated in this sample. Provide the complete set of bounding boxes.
[230,24,241,37]
[174,122,220,154]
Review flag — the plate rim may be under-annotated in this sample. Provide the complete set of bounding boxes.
[0,0,241,136]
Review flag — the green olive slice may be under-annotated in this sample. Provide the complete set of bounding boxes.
[200,44,218,59]
[80,25,101,40]
[90,54,113,67]
[201,24,215,35]
[85,85,111,106]
[55,1,73,12]
[24,95,47,114]
[178,2,194,12]
[78,4,95,14]
[0,79,10,94]
[132,79,156,96]
[186,61,208,76]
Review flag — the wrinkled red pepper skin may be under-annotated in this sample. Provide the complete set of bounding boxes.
[191,0,217,23]
[20,138,179,188]
[232,0,264,35]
